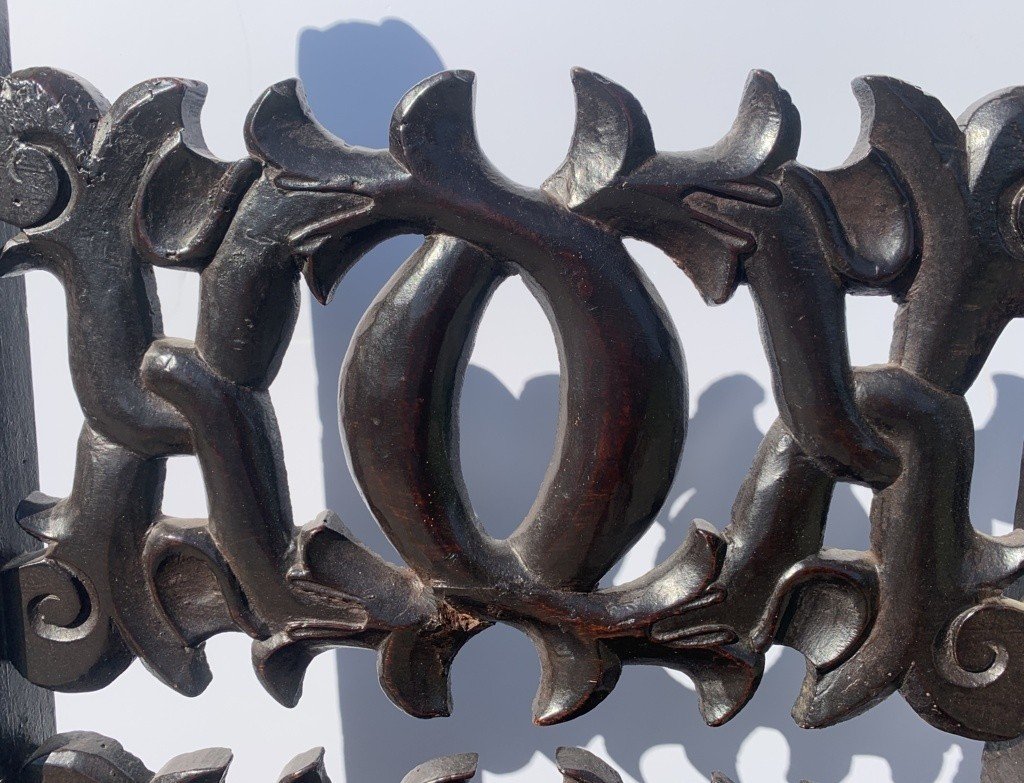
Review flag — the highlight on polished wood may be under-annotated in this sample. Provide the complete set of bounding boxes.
[2,10,1024,782]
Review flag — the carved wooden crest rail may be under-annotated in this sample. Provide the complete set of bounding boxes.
[3,21,1024,783]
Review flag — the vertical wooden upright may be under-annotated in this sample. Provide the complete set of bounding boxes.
[0,3,56,779]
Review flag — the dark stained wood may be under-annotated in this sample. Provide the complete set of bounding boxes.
[0,1,56,778]
[16,734,742,783]
[0,38,1023,781]
[980,446,1024,779]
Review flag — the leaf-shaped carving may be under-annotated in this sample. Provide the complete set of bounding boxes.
[3,61,1024,745]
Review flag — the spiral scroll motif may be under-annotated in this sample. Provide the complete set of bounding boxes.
[17,732,748,783]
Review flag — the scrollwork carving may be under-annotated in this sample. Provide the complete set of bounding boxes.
[19,732,477,783]
[1,61,1023,743]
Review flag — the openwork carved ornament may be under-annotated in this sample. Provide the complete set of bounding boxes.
[17,733,746,783]
[3,62,1024,750]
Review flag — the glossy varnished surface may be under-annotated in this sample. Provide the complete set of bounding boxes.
[0,55,1023,777]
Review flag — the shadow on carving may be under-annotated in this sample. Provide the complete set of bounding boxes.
[1,12,1024,783]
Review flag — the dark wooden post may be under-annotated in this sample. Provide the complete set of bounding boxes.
[0,3,56,779]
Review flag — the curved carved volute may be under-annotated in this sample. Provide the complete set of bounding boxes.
[2,62,1024,747]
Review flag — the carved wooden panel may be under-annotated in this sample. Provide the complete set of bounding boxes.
[1,50,1024,780]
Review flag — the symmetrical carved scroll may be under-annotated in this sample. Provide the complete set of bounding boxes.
[2,62,1024,743]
